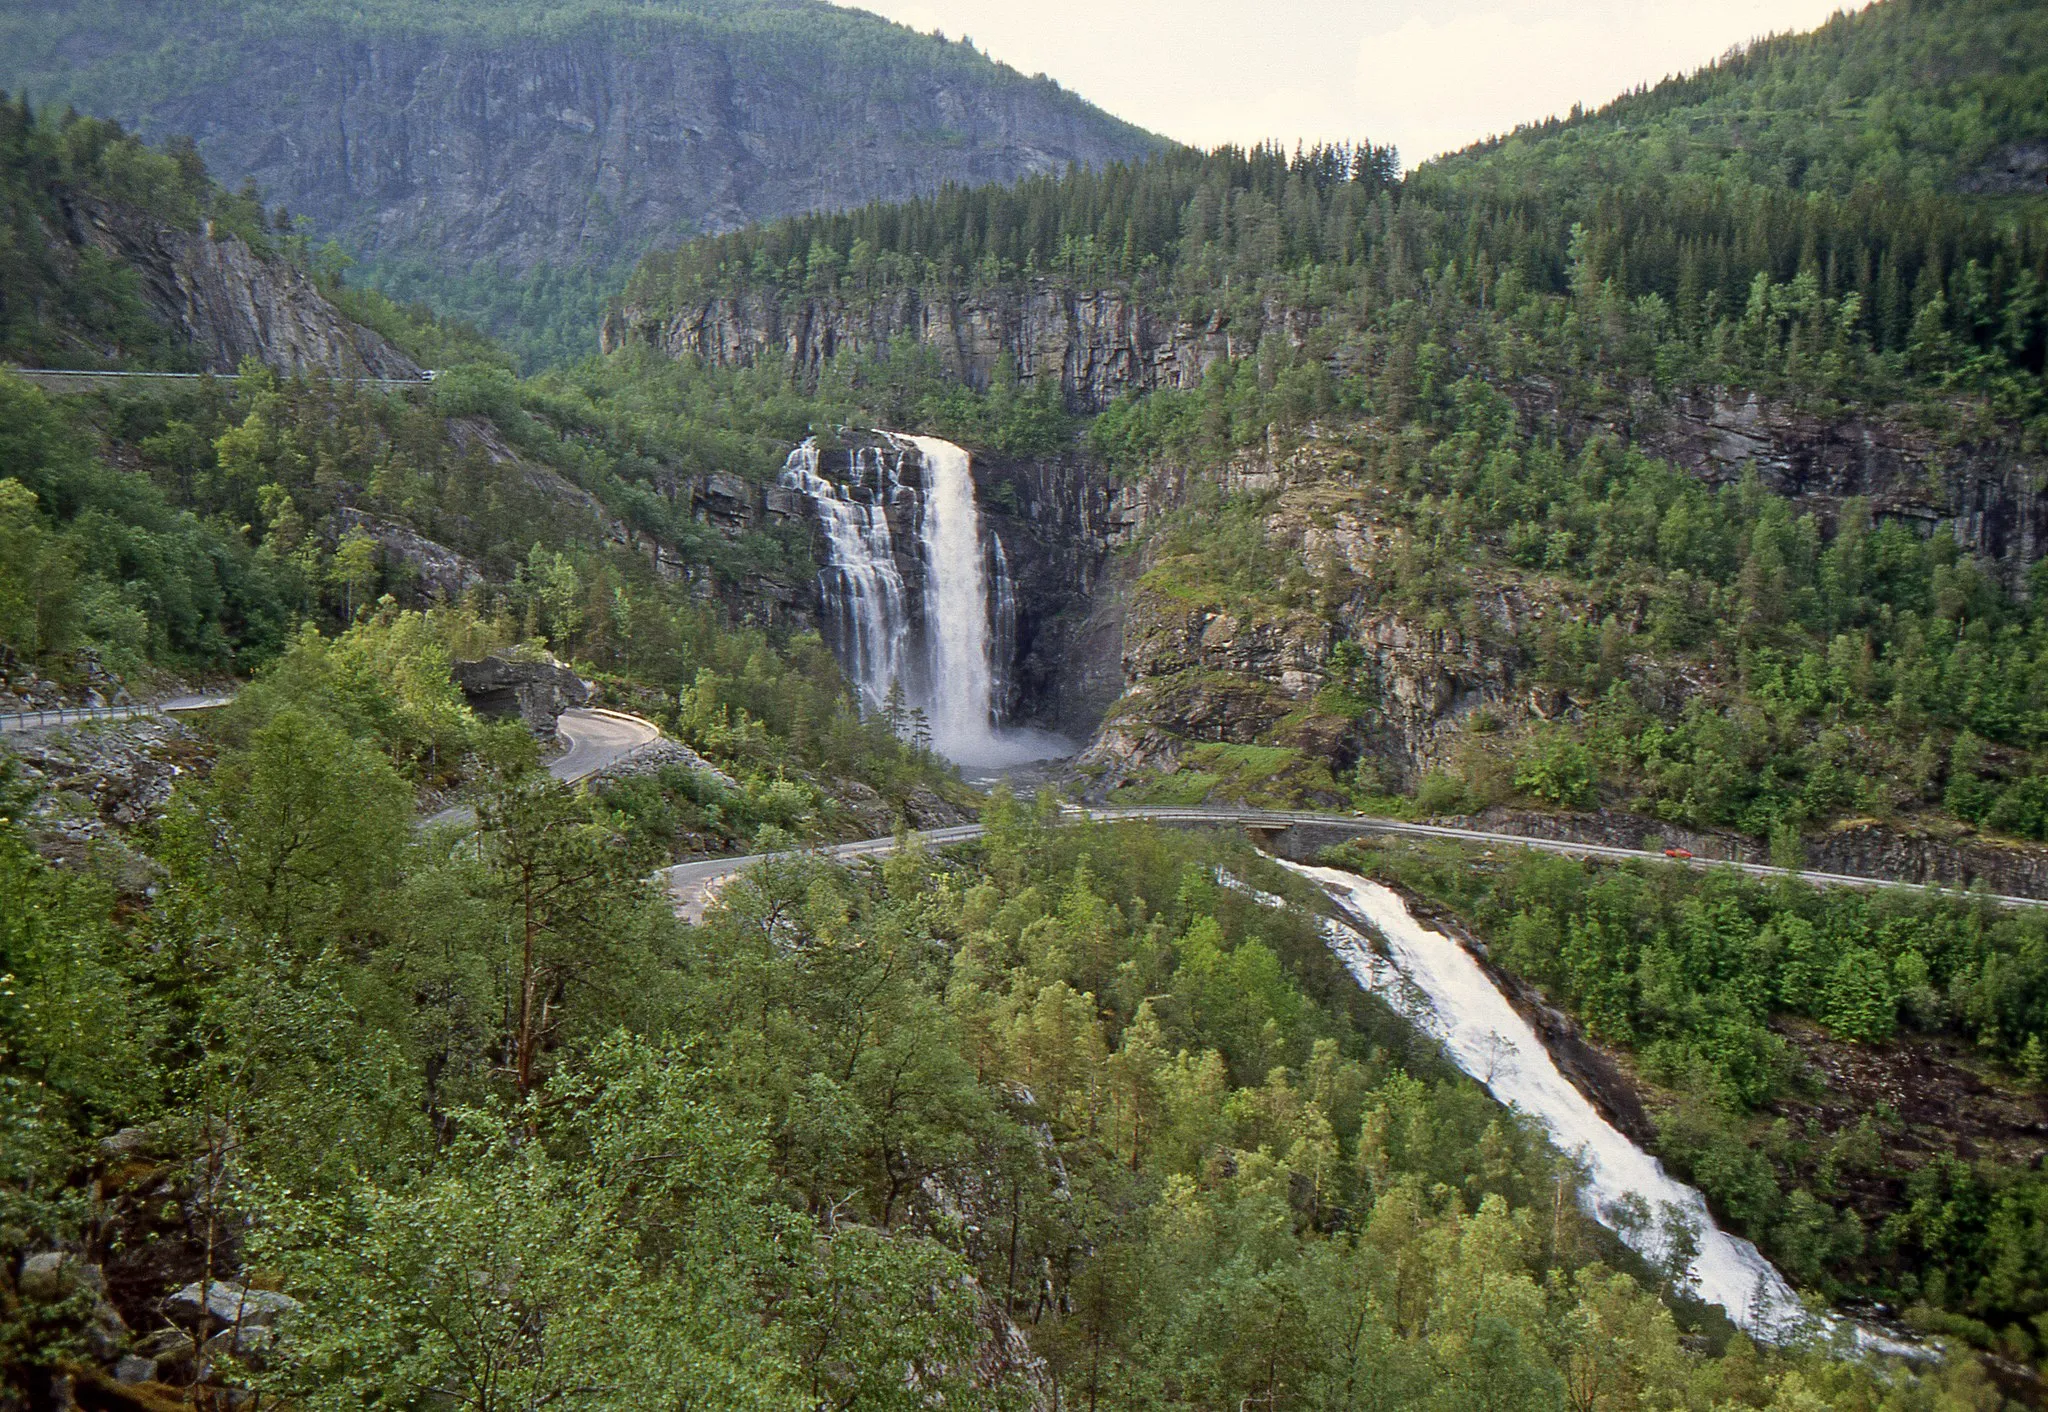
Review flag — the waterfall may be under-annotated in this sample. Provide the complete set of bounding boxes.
[905,434,1000,761]
[780,433,1069,770]
[779,440,910,720]
[1278,860,1822,1342]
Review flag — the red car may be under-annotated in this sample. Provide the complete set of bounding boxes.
[1663,847,1694,860]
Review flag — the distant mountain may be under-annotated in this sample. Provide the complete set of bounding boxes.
[1,0,1163,363]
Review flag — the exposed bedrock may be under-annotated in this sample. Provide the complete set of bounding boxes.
[1518,378,2048,585]
[451,653,593,738]
[762,431,1147,739]
[55,193,421,379]
[604,283,1317,414]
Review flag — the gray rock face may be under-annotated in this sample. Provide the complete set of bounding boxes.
[13,6,1159,276]
[619,278,2048,583]
[1518,379,2048,586]
[586,735,737,792]
[111,1355,157,1385]
[65,195,421,379]
[1960,141,2048,195]
[19,1252,102,1302]
[974,453,1147,736]
[607,282,1309,413]
[333,508,485,602]
[451,654,593,737]
[165,1280,300,1328]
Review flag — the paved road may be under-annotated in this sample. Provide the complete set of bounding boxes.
[661,805,2048,922]
[423,707,663,829]
[548,708,661,782]
[0,695,234,734]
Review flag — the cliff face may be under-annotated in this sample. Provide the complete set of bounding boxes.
[1075,438,1536,798]
[1523,379,2048,585]
[974,453,1146,733]
[604,283,1316,412]
[7,4,1160,276]
[63,196,421,379]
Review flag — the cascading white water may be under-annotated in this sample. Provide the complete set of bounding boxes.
[1277,860,1819,1342]
[780,441,910,720]
[905,434,1000,761]
[780,432,1070,770]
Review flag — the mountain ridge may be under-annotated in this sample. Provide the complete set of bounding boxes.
[0,0,1164,362]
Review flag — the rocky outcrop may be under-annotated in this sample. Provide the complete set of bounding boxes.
[974,452,1150,733]
[451,654,592,737]
[607,282,1312,413]
[65,195,421,379]
[586,736,737,793]
[1802,818,2048,899]
[14,714,209,891]
[333,509,484,601]
[1516,378,2048,584]
[1961,141,2048,195]
[11,5,1158,276]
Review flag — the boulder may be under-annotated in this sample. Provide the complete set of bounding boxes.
[203,1323,280,1371]
[18,1252,104,1302]
[86,1300,129,1362]
[134,1328,197,1374]
[165,1280,300,1328]
[450,653,592,738]
[99,1126,158,1160]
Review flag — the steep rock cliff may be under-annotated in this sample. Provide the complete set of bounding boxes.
[1072,434,1671,800]
[63,195,421,378]
[1520,378,2048,584]
[5,1,1160,277]
[973,452,1143,733]
[614,261,2048,583]
[606,281,1313,412]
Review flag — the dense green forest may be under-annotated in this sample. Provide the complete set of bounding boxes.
[0,661,2022,1405]
[6,0,2048,1405]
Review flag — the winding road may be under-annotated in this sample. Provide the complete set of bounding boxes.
[545,708,663,782]
[423,707,663,829]
[661,804,2048,922]
[15,695,2036,914]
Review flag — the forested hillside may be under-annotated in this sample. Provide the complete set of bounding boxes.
[613,0,2048,847]
[0,0,1161,366]
[5,0,2048,1406]
[600,0,2048,1383]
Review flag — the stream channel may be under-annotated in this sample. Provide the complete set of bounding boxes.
[1272,861,1918,1355]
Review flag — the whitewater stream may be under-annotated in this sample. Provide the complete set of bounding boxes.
[1277,861,1825,1341]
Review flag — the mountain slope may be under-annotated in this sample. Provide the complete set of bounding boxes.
[609,0,2048,838]
[0,101,420,377]
[0,0,1163,362]
[585,0,2048,1361]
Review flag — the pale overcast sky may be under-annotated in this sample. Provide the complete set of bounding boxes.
[837,0,1861,165]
